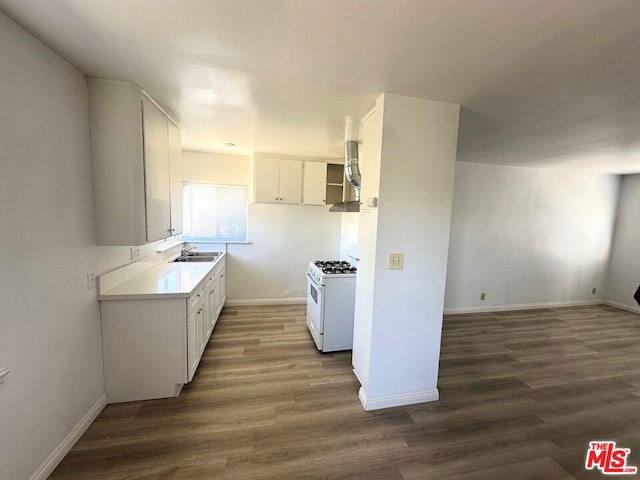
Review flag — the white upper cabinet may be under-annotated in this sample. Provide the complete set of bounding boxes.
[168,122,183,236]
[254,155,302,204]
[254,156,281,203]
[303,161,328,205]
[142,98,171,242]
[278,159,303,204]
[253,154,346,206]
[88,79,182,245]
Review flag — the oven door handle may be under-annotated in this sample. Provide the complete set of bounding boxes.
[306,272,323,290]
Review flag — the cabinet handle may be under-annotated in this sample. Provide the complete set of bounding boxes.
[197,294,201,298]
[198,308,202,314]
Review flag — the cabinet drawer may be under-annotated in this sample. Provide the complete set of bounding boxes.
[188,284,206,313]
[205,270,216,290]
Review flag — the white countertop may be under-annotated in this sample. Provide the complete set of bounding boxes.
[99,253,225,301]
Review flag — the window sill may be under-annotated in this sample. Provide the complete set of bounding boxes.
[183,238,252,245]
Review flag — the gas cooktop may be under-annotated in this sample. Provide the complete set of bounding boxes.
[314,260,357,275]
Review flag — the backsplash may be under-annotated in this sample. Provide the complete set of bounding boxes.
[94,235,184,276]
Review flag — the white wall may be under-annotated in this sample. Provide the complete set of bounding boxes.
[445,162,619,311]
[228,204,341,300]
[606,174,640,310]
[183,150,248,185]
[352,99,384,396]
[0,13,104,480]
[353,93,460,410]
[182,150,341,301]
[339,212,359,262]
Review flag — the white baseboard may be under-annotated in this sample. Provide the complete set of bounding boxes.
[358,387,439,411]
[225,297,306,307]
[604,299,640,315]
[444,299,604,315]
[29,394,106,480]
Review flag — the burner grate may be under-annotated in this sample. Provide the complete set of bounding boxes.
[314,260,357,275]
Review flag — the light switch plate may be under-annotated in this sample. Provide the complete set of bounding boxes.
[388,253,404,270]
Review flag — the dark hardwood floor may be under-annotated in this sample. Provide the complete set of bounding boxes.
[49,304,640,479]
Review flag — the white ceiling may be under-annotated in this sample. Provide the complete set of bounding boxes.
[1,0,640,172]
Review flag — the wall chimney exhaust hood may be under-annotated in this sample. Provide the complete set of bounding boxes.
[330,140,361,212]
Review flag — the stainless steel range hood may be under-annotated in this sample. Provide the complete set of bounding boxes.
[330,140,361,212]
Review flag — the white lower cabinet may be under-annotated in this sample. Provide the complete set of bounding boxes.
[187,283,207,382]
[101,257,226,403]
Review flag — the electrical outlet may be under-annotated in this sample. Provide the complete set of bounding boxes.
[87,273,96,290]
[480,293,486,301]
[592,288,597,295]
[130,246,141,261]
[388,253,404,270]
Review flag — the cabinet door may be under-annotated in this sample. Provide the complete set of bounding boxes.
[303,161,327,205]
[168,122,183,235]
[142,98,171,242]
[220,268,226,307]
[89,80,147,246]
[254,157,280,203]
[278,159,302,204]
[218,264,226,313]
[207,283,217,333]
[187,302,204,381]
[196,304,206,357]
[203,290,212,341]
[214,272,223,318]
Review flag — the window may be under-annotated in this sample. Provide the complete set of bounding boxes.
[183,183,248,242]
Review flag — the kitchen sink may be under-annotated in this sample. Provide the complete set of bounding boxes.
[184,251,220,257]
[172,255,217,263]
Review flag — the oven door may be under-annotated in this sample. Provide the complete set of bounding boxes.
[306,273,324,334]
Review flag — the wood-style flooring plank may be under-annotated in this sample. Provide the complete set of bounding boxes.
[49,304,640,479]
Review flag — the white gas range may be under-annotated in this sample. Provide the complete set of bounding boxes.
[306,260,357,352]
